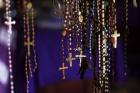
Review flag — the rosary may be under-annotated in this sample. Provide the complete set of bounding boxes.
[0,0,129,93]
[59,0,69,80]
[4,0,16,93]
[23,1,37,93]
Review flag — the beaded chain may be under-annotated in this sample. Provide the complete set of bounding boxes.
[23,1,37,93]
[59,0,69,80]
[123,0,129,78]
[4,0,16,93]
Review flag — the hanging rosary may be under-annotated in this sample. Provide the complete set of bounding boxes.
[23,1,37,93]
[75,0,87,67]
[59,0,69,80]
[4,0,16,93]
[123,0,129,78]
[66,0,76,67]
[111,0,120,49]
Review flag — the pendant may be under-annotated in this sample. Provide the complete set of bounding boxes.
[0,0,4,8]
[27,2,32,9]
[62,30,67,37]
[113,0,116,3]
[78,11,83,23]
[79,15,83,23]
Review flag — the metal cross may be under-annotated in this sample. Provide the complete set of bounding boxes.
[59,62,68,80]
[75,50,86,67]
[24,37,34,56]
[66,53,75,67]
[111,31,120,48]
[5,17,16,34]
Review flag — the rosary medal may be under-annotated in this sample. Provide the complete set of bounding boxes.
[62,30,67,37]
[79,15,83,23]
[78,11,83,23]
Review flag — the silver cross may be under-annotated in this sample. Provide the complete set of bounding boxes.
[59,63,68,80]
[75,50,86,67]
[5,17,16,34]
[111,31,120,48]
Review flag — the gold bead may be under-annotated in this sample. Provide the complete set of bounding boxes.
[62,30,67,37]
[27,2,32,9]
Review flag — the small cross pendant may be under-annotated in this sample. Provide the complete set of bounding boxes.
[66,53,76,67]
[111,31,120,48]
[5,17,16,34]
[75,50,86,67]
[59,63,68,80]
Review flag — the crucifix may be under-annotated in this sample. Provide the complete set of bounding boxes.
[75,50,87,67]
[66,53,75,67]
[59,62,68,80]
[5,17,16,34]
[111,31,120,48]
[24,37,34,56]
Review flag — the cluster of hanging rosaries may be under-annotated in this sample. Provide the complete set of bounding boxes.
[59,0,129,93]
[0,0,131,93]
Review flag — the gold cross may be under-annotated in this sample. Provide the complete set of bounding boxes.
[59,62,68,80]
[24,36,34,56]
[66,53,75,67]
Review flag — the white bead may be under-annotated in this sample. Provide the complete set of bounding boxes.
[9,51,11,55]
[11,86,14,90]
[10,75,13,79]
[8,30,12,34]
[9,55,11,60]
[9,69,12,73]
[8,42,10,46]
[11,90,14,93]
[9,60,12,64]
[11,81,14,85]
[9,64,12,68]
